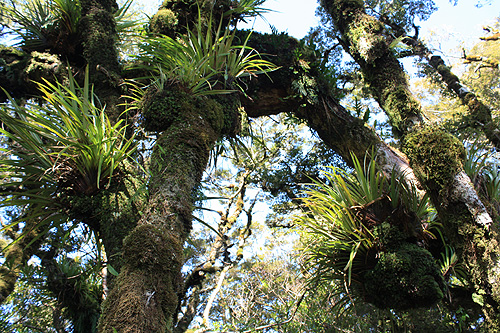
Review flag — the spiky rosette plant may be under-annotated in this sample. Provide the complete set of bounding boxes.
[3,0,138,55]
[0,67,136,238]
[137,10,277,97]
[296,153,446,312]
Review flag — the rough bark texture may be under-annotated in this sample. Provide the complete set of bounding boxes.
[428,55,500,149]
[98,88,239,332]
[322,0,500,327]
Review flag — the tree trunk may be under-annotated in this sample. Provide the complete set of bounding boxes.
[321,0,500,327]
[98,90,238,332]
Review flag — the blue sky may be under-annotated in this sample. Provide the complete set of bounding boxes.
[239,0,500,47]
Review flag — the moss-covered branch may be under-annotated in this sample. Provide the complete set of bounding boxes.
[428,55,500,148]
[241,31,421,191]
[322,0,500,327]
[0,46,66,102]
[98,85,240,332]
[79,0,123,122]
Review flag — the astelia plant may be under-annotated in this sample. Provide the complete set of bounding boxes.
[3,0,138,52]
[0,67,136,237]
[137,10,277,96]
[295,153,445,312]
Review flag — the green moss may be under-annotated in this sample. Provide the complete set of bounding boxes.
[68,166,145,280]
[436,64,460,85]
[382,86,421,134]
[150,8,178,35]
[23,51,64,82]
[364,243,445,310]
[141,85,240,135]
[346,16,386,63]
[80,3,119,82]
[463,93,491,122]
[373,221,406,250]
[403,127,465,193]
[123,224,183,271]
[141,87,189,132]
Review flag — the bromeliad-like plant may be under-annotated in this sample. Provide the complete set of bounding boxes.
[0,67,136,233]
[3,0,138,52]
[296,153,445,311]
[137,10,277,96]
[295,155,383,287]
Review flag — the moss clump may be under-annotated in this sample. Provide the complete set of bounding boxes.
[463,93,491,123]
[149,8,178,35]
[79,3,120,82]
[346,16,386,63]
[373,221,406,250]
[363,243,445,310]
[403,127,465,194]
[23,51,64,83]
[141,85,240,135]
[141,86,190,132]
[99,224,183,332]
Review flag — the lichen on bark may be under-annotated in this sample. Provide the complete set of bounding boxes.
[322,0,500,326]
[98,88,240,332]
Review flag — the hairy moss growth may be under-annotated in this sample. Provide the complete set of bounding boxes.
[80,0,120,84]
[0,46,28,84]
[141,84,240,135]
[364,243,445,310]
[141,86,189,132]
[463,93,492,123]
[346,16,386,63]
[99,225,183,333]
[381,85,421,134]
[151,0,234,37]
[403,127,465,194]
[373,221,406,250]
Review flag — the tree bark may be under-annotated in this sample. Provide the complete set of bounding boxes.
[321,0,500,327]
[98,90,238,332]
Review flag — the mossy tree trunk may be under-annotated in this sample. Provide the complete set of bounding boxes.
[80,0,123,121]
[98,90,238,332]
[321,0,500,327]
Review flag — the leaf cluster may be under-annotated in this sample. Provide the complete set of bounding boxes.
[295,153,436,301]
[0,67,136,241]
[2,0,139,53]
[137,10,277,96]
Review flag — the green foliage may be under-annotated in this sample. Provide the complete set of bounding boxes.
[0,67,136,237]
[295,153,445,311]
[137,10,276,96]
[4,0,56,51]
[3,0,140,53]
[224,0,271,22]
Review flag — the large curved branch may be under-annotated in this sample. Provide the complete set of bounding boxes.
[321,0,500,327]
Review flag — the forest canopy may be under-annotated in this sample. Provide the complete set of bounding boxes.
[0,0,499,332]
